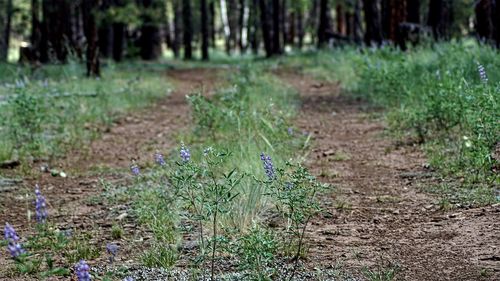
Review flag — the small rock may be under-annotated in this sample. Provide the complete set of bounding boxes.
[322,150,336,156]
[117,213,128,220]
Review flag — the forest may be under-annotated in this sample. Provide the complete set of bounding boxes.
[0,0,499,280]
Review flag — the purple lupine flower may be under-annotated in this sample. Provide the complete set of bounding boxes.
[477,63,488,83]
[4,223,25,258]
[34,185,48,223]
[180,143,191,162]
[154,151,166,166]
[123,277,134,281]
[7,242,25,258]
[260,153,276,180]
[285,182,294,190]
[106,243,119,264]
[130,161,140,176]
[4,223,19,242]
[287,127,293,135]
[75,260,91,281]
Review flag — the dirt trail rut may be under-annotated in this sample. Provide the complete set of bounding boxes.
[279,71,499,281]
[0,68,221,279]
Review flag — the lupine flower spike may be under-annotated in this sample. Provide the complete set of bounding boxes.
[260,153,276,180]
[75,260,91,281]
[106,243,119,264]
[154,151,166,166]
[4,223,19,241]
[34,185,48,223]
[4,223,25,258]
[130,160,140,176]
[180,143,191,162]
[7,243,25,258]
[477,62,488,83]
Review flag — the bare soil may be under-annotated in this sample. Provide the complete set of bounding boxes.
[279,70,499,281]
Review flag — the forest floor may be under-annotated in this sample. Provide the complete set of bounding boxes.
[0,67,498,281]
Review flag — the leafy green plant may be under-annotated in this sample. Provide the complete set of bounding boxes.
[260,160,324,279]
[235,223,279,280]
[170,148,243,280]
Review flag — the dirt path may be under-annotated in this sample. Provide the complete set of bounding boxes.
[279,71,500,281]
[1,67,498,281]
[0,68,222,279]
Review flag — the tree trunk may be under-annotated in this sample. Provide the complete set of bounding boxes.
[40,0,49,62]
[173,0,182,58]
[346,11,353,39]
[140,0,162,60]
[272,0,281,54]
[259,0,272,57]
[69,1,85,59]
[183,0,193,59]
[297,7,304,48]
[289,11,295,45]
[495,0,500,48]
[228,0,240,53]
[308,0,319,45]
[164,0,173,50]
[280,0,287,47]
[353,0,363,44]
[336,4,345,35]
[98,27,113,58]
[249,0,260,54]
[240,0,250,52]
[474,0,494,42]
[112,23,125,61]
[406,0,420,23]
[0,0,13,61]
[31,0,42,61]
[383,0,407,42]
[362,0,383,46]
[427,0,452,40]
[39,0,70,62]
[98,0,113,58]
[317,0,328,48]
[220,0,231,54]
[201,0,209,60]
[209,0,216,48]
[238,0,244,50]
[82,0,100,77]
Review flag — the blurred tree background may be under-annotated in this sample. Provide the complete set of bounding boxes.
[0,0,499,76]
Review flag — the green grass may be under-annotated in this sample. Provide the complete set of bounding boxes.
[282,41,499,205]
[185,64,308,229]
[0,61,171,164]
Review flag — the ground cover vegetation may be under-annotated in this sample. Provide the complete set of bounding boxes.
[282,42,499,206]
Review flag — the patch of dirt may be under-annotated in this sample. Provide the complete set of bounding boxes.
[278,70,500,281]
[0,68,222,279]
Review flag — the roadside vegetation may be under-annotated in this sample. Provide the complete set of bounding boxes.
[283,41,499,206]
[0,62,171,166]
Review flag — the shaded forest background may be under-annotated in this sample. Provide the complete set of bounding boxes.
[0,0,499,76]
